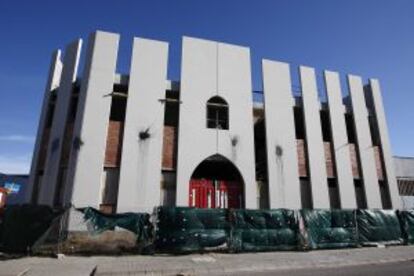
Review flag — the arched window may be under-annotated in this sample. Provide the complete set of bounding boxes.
[206,96,229,130]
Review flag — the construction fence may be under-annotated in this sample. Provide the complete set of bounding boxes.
[0,205,414,254]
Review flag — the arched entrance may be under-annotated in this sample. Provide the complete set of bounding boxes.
[189,154,244,209]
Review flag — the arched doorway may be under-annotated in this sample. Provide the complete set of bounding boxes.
[189,154,244,209]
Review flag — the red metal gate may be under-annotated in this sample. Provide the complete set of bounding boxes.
[189,179,243,208]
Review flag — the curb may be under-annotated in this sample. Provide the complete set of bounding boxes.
[95,257,414,275]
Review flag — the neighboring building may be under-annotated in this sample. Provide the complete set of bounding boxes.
[394,156,414,209]
[27,30,401,213]
[0,173,29,205]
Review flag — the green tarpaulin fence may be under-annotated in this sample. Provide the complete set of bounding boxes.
[152,207,413,253]
[356,209,403,245]
[300,209,358,249]
[398,210,414,245]
[229,209,299,252]
[2,205,414,255]
[154,207,230,253]
[81,207,152,243]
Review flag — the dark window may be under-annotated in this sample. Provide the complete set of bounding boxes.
[164,90,180,127]
[45,92,57,128]
[206,96,229,130]
[354,179,367,209]
[368,116,381,146]
[328,179,341,209]
[320,110,332,142]
[109,97,126,122]
[345,114,356,143]
[294,107,305,139]
[300,177,313,209]
[68,95,79,123]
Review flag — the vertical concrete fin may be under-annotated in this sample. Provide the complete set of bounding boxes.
[65,31,120,208]
[38,39,82,206]
[117,38,169,213]
[348,75,382,208]
[176,37,218,207]
[324,70,356,209]
[176,37,257,208]
[262,60,301,209]
[27,50,63,203]
[216,42,257,209]
[300,66,330,208]
[368,79,401,209]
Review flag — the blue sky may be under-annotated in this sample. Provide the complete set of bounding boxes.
[0,0,413,173]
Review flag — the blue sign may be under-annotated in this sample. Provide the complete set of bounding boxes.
[4,182,21,194]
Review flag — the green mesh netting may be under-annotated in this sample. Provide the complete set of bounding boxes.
[356,209,403,245]
[300,209,358,249]
[154,206,230,253]
[229,209,299,252]
[397,210,414,245]
[0,204,62,253]
[81,207,152,243]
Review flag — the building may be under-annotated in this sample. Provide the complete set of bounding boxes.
[394,156,414,209]
[27,30,401,213]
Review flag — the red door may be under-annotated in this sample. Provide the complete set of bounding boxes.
[219,181,243,209]
[189,179,214,208]
[189,179,243,209]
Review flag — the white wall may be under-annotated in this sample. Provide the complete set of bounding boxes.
[176,37,257,208]
[262,60,301,209]
[348,75,382,208]
[117,38,169,213]
[27,50,63,203]
[394,157,414,178]
[38,39,82,206]
[65,31,119,208]
[324,70,356,209]
[368,79,401,209]
[300,66,330,208]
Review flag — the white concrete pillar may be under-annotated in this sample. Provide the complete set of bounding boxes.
[117,38,169,213]
[38,39,82,206]
[324,70,356,209]
[262,60,301,209]
[299,66,330,208]
[27,50,63,203]
[176,37,257,208]
[348,75,382,208]
[176,37,217,207]
[367,79,401,209]
[216,42,257,209]
[65,31,119,208]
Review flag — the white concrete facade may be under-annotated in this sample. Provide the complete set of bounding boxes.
[65,31,119,208]
[324,71,356,209]
[117,38,169,213]
[300,66,330,208]
[38,39,82,206]
[348,75,382,208]
[27,50,63,203]
[175,37,257,208]
[28,30,402,212]
[368,79,401,209]
[262,60,301,209]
